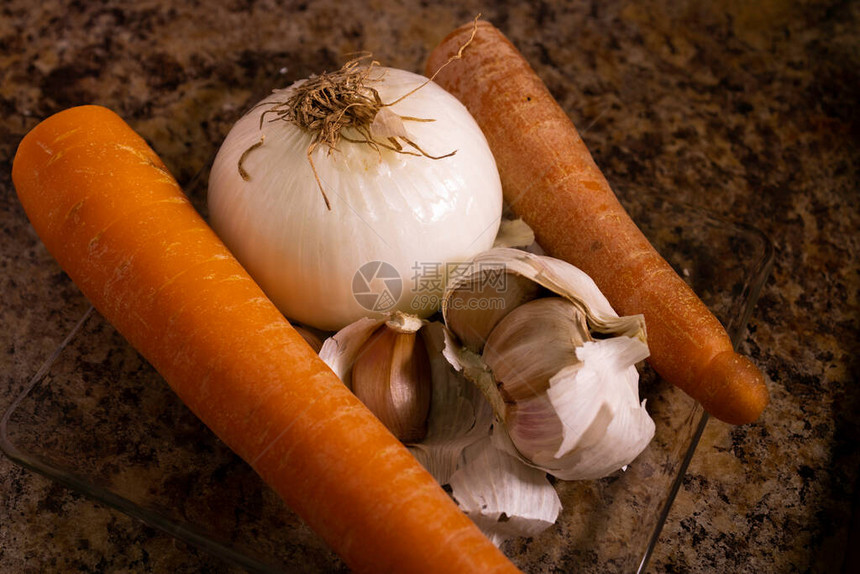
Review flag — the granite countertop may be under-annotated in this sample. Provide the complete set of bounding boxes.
[1,1,857,572]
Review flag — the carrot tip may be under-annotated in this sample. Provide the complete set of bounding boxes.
[700,351,769,425]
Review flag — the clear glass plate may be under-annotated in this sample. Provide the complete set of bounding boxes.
[1,155,773,572]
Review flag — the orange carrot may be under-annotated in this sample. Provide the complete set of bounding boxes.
[12,105,521,574]
[426,22,768,425]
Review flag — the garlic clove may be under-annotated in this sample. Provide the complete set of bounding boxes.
[503,393,566,463]
[319,311,426,388]
[494,337,654,481]
[482,297,591,403]
[322,315,491,476]
[443,270,541,353]
[351,323,432,443]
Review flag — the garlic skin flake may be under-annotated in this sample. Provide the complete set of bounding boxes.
[497,335,655,481]
[407,322,493,485]
[318,316,384,389]
[442,247,655,480]
[444,248,647,348]
[449,436,562,547]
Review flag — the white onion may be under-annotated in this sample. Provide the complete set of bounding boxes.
[208,66,503,330]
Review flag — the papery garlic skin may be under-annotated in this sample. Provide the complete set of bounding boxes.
[504,336,655,481]
[408,322,494,485]
[449,436,562,546]
[444,271,540,353]
[208,67,503,331]
[444,248,647,346]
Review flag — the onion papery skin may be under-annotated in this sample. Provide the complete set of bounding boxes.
[208,67,503,331]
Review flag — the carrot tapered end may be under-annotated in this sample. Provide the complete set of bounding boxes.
[700,351,769,425]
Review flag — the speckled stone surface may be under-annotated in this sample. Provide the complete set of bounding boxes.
[1,1,857,572]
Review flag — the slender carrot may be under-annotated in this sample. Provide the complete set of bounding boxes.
[426,22,768,425]
[12,105,522,574]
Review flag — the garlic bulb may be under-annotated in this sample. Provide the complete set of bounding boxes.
[442,247,655,480]
[208,63,503,331]
[321,314,564,542]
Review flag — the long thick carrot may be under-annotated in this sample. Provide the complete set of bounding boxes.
[426,22,768,425]
[12,105,521,574]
